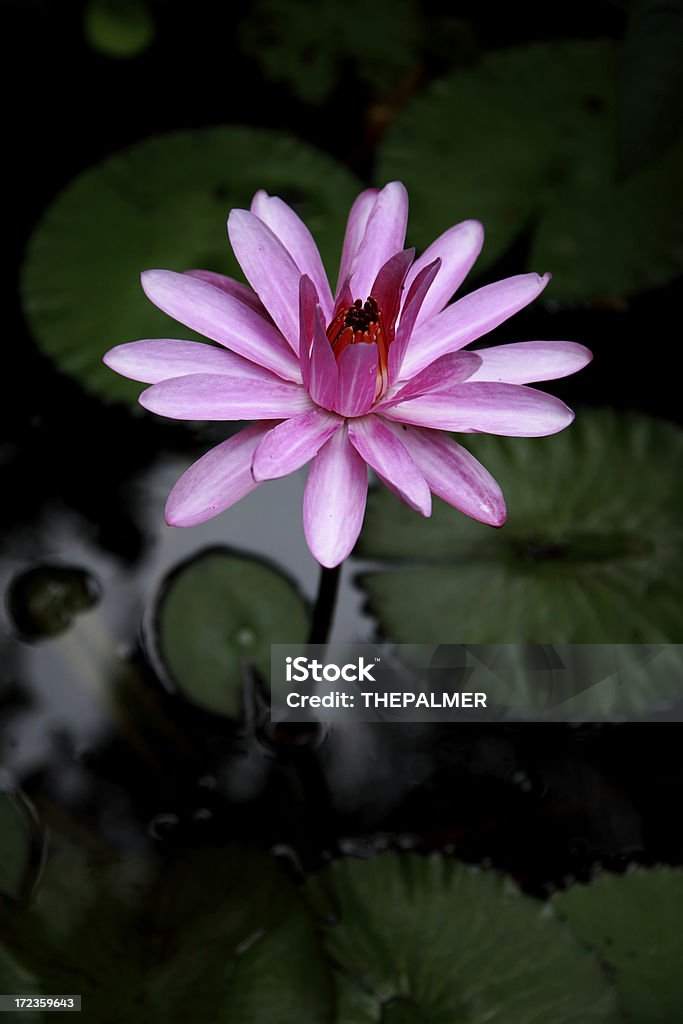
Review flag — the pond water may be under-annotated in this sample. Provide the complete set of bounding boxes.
[1,457,375,777]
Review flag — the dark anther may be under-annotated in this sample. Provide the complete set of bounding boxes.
[344,296,379,332]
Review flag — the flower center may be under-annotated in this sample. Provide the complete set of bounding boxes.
[326,297,381,356]
[344,296,379,334]
[326,296,390,397]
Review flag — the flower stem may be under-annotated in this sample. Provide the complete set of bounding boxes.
[308,564,341,644]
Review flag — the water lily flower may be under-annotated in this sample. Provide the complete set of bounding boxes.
[104,182,591,567]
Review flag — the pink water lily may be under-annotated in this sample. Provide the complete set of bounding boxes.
[104,182,591,567]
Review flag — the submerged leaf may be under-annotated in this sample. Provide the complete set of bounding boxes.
[6,564,101,640]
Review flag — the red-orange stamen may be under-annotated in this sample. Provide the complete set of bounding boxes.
[326,296,389,397]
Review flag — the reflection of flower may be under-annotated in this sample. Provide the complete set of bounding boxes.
[104,183,591,567]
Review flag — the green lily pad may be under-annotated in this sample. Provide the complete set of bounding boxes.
[239,0,420,104]
[83,0,155,58]
[1,836,332,1023]
[150,548,309,718]
[359,411,683,655]
[21,127,360,404]
[554,868,683,1024]
[377,41,683,301]
[308,853,620,1023]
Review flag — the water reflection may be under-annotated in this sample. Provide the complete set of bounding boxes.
[0,453,375,778]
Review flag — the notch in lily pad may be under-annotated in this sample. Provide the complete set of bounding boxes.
[147,548,309,719]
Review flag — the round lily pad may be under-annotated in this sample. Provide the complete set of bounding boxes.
[359,411,683,658]
[308,853,620,1023]
[149,548,309,718]
[21,127,360,404]
[378,41,683,301]
[554,868,683,1024]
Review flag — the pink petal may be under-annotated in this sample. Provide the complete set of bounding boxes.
[298,275,318,392]
[165,422,272,527]
[139,374,313,421]
[252,409,343,481]
[227,209,302,351]
[382,382,575,437]
[183,270,270,319]
[377,351,482,410]
[251,191,334,320]
[370,248,414,336]
[304,427,368,568]
[141,270,300,383]
[467,341,593,384]
[389,258,441,384]
[334,343,378,417]
[349,182,409,301]
[386,422,506,526]
[309,305,338,409]
[336,188,379,299]
[348,416,431,516]
[402,272,551,378]
[403,220,484,328]
[334,275,354,316]
[103,339,280,385]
